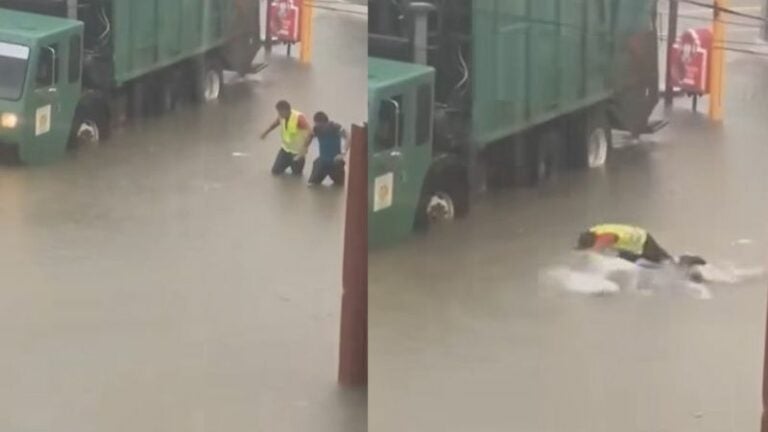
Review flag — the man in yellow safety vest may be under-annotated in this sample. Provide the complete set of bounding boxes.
[261,100,311,175]
[576,223,706,282]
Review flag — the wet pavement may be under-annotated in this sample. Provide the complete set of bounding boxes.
[0,5,366,432]
[369,19,768,432]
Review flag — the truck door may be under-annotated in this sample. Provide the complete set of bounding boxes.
[369,91,410,247]
[21,33,81,164]
[22,42,62,163]
[369,80,432,247]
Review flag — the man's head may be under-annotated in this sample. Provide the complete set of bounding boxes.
[276,100,292,119]
[576,231,596,250]
[313,111,329,127]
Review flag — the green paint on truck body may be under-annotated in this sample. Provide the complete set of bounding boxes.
[368,0,659,248]
[470,0,654,148]
[110,0,257,85]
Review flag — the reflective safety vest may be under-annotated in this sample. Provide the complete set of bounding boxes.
[280,110,308,154]
[589,224,648,255]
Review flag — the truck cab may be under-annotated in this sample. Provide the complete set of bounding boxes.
[0,9,83,163]
[368,57,435,248]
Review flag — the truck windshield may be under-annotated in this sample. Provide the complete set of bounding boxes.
[0,42,30,101]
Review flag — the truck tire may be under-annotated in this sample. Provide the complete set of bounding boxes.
[568,107,612,169]
[526,130,563,185]
[483,142,517,189]
[69,97,110,149]
[193,58,224,103]
[159,80,177,113]
[414,168,469,231]
[156,70,182,114]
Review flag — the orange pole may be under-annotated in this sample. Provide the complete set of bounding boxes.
[338,124,367,387]
[299,0,314,63]
[709,0,726,121]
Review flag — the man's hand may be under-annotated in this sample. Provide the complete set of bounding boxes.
[293,154,305,162]
[334,154,345,163]
[261,118,280,140]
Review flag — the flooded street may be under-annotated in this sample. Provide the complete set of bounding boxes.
[0,6,366,432]
[370,32,768,432]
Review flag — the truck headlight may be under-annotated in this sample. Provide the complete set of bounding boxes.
[1,113,19,129]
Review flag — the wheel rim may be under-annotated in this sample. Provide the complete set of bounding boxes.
[204,70,221,101]
[587,128,608,168]
[426,192,456,223]
[76,120,100,146]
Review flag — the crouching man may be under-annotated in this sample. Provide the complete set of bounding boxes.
[303,111,348,186]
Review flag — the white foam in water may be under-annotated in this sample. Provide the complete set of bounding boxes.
[685,281,713,300]
[541,266,621,295]
[541,253,641,296]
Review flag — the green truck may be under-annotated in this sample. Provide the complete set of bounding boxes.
[0,0,262,164]
[368,0,664,248]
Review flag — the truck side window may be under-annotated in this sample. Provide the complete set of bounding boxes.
[415,84,432,146]
[376,96,403,151]
[69,35,81,83]
[36,44,58,88]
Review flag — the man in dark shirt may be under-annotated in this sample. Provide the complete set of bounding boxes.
[302,111,348,186]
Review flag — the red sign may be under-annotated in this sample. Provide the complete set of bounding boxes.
[670,28,713,94]
[269,0,301,43]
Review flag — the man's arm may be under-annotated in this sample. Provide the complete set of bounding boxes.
[301,130,316,156]
[332,126,349,160]
[297,115,311,131]
[260,118,280,140]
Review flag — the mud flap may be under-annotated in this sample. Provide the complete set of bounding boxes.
[223,1,262,75]
[609,29,663,137]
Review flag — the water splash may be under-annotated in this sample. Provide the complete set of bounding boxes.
[537,252,762,300]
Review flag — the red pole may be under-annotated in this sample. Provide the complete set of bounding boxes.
[338,124,368,387]
[762,289,768,431]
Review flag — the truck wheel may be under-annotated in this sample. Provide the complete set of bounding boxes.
[586,122,610,168]
[157,75,179,114]
[70,101,110,149]
[415,171,469,230]
[527,131,562,185]
[194,60,223,103]
[568,107,612,169]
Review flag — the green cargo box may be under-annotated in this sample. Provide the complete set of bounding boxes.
[111,0,259,85]
[470,0,655,148]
